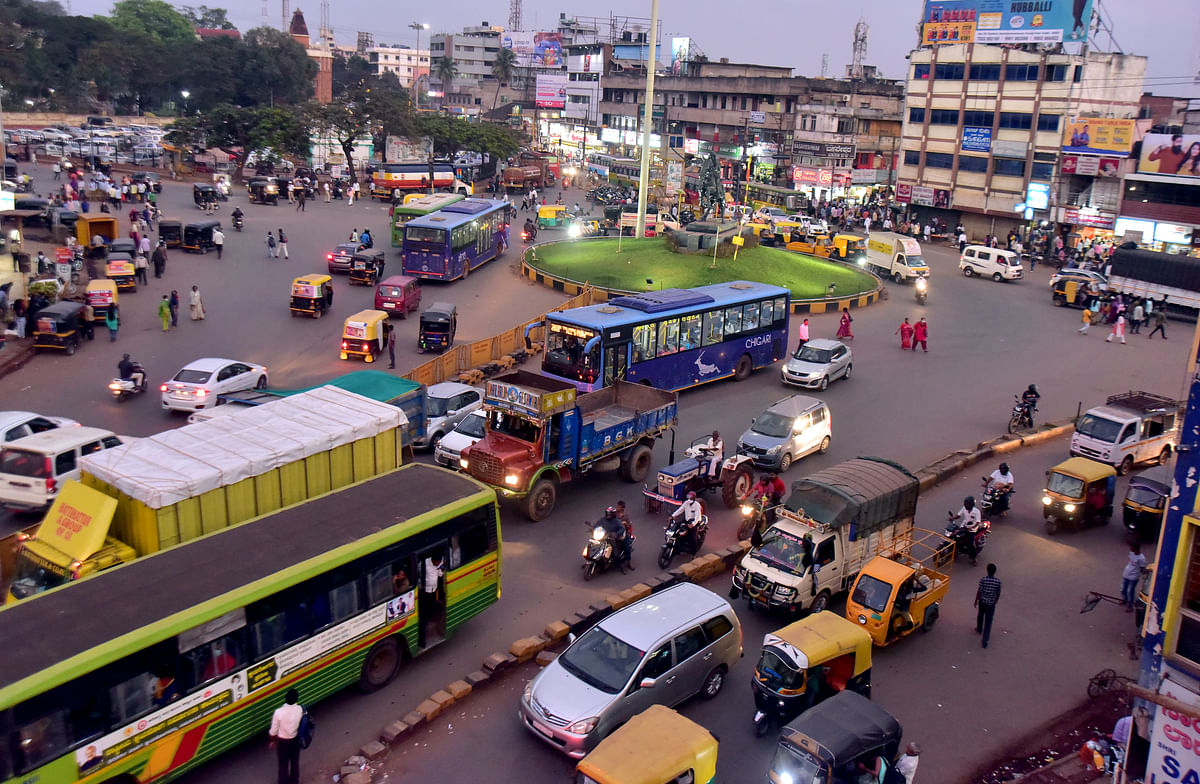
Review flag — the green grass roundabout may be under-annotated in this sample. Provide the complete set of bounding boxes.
[526,237,879,300]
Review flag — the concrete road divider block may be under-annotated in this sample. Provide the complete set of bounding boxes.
[606,593,630,610]
[640,575,665,590]
[417,699,442,722]
[483,652,517,673]
[510,636,547,663]
[696,553,724,576]
[536,650,558,667]
[993,438,1023,453]
[544,620,570,642]
[588,601,614,616]
[360,739,387,760]
[465,670,492,688]
[431,689,455,709]
[627,583,652,601]
[679,559,702,579]
[380,720,409,745]
[344,772,372,784]
[448,680,472,700]
[402,711,425,729]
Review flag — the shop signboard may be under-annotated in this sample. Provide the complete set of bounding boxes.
[921,0,1094,45]
[908,185,951,208]
[1061,118,1136,156]
[791,166,834,186]
[1153,222,1193,245]
[670,37,690,74]
[665,161,683,195]
[535,74,568,109]
[683,138,700,155]
[851,168,880,184]
[792,141,856,159]
[1063,208,1115,229]
[1138,133,1200,179]
[749,111,766,125]
[600,128,621,144]
[1025,182,1050,210]
[1146,678,1200,784]
[896,183,913,203]
[1061,155,1121,177]
[961,126,992,153]
[992,140,1028,159]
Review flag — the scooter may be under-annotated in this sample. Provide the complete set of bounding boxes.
[945,513,990,565]
[658,513,708,569]
[232,214,244,232]
[108,361,147,403]
[581,522,630,580]
[915,276,928,305]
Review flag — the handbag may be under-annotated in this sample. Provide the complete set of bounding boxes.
[297,709,315,749]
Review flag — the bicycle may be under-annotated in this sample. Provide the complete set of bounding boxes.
[1087,669,1133,699]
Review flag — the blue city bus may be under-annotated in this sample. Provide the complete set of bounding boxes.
[538,281,791,392]
[401,199,511,281]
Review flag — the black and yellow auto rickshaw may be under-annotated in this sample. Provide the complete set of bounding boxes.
[769,691,904,784]
[105,252,137,292]
[348,248,387,286]
[289,274,334,318]
[1124,472,1170,541]
[751,611,873,737]
[1042,456,1117,535]
[248,176,280,205]
[32,301,86,355]
[1052,276,1103,308]
[192,183,219,209]
[575,705,718,784]
[109,238,137,256]
[85,279,118,323]
[182,220,221,254]
[158,219,183,248]
[340,309,388,362]
[418,302,457,353]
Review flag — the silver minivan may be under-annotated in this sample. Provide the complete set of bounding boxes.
[415,382,484,451]
[519,582,742,759]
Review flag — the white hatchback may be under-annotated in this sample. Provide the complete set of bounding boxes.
[161,358,268,413]
[434,410,487,468]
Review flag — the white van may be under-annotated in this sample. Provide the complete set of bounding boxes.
[0,427,128,511]
[959,245,1023,281]
[1070,391,1179,474]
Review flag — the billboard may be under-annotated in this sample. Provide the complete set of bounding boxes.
[569,53,603,74]
[1138,133,1200,179]
[921,0,1094,45]
[961,126,992,153]
[1061,155,1121,177]
[535,74,568,109]
[792,141,856,159]
[671,37,690,75]
[501,31,565,67]
[1061,118,1136,156]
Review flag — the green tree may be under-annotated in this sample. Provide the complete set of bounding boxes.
[107,0,195,45]
[433,55,457,96]
[238,27,317,106]
[175,104,310,181]
[490,47,516,113]
[362,85,415,162]
[415,114,520,161]
[305,101,371,184]
[180,5,235,29]
[332,53,375,97]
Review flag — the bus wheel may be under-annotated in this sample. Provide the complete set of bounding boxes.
[359,638,401,692]
[733,354,752,381]
[620,444,653,483]
[525,479,557,521]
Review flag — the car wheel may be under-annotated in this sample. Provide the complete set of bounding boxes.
[818,375,829,391]
[256,375,268,389]
[810,590,831,614]
[818,436,831,454]
[700,667,725,700]
[893,272,904,284]
[778,453,793,472]
[842,363,852,381]
[1118,455,1134,476]
[993,272,1004,282]
[1159,446,1172,465]
[430,432,444,452]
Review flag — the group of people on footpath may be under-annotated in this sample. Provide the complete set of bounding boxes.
[1078,294,1169,341]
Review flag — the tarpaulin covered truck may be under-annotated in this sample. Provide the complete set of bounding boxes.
[7,386,406,601]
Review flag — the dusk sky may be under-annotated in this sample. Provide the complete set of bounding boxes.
[73,0,1200,97]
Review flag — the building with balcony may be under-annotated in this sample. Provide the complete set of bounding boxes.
[365,45,429,88]
[429,22,503,109]
[897,43,1145,239]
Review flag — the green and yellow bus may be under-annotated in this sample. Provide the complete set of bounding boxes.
[0,463,500,783]
[390,192,466,247]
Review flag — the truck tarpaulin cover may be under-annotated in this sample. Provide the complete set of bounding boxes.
[1110,247,1200,292]
[79,386,405,508]
[784,457,918,535]
[779,691,902,767]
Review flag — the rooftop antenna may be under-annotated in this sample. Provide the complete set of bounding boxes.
[509,0,521,32]
[850,18,868,79]
[820,53,828,78]
[261,0,269,28]
[281,0,289,32]
[319,0,331,44]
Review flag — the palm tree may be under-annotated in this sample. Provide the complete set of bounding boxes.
[490,47,517,114]
[434,55,457,98]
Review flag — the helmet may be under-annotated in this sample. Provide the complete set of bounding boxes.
[604,507,616,518]
[999,463,1009,474]
[1028,384,1038,394]
[964,496,975,509]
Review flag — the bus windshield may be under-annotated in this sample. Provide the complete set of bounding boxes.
[544,321,600,380]
[405,226,446,244]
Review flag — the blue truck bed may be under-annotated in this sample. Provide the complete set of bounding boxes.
[576,381,677,462]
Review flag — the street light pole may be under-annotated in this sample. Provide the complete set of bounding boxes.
[409,22,429,109]
[634,0,660,239]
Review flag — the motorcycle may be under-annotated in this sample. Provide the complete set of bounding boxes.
[915,276,928,305]
[979,477,1011,517]
[944,513,991,564]
[658,513,708,569]
[581,522,630,580]
[1008,395,1035,433]
[232,214,244,232]
[521,226,537,244]
[107,362,147,403]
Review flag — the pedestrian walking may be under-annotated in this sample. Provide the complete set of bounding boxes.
[269,688,304,784]
[912,316,929,352]
[1130,302,1144,334]
[1105,314,1126,344]
[134,252,148,285]
[53,161,61,180]
[266,232,278,258]
[212,227,224,259]
[169,290,179,327]
[386,322,396,368]
[346,181,356,206]
[189,285,206,320]
[975,563,1002,648]
[157,295,171,332]
[1148,308,1167,339]
[1078,308,1092,335]
[138,233,151,257]
[322,182,331,203]
[105,304,119,341]
[795,318,810,350]
[296,188,306,211]
[895,317,914,350]
[152,242,167,278]
[277,228,289,259]
[286,181,295,204]
[1121,543,1147,610]
[897,742,920,784]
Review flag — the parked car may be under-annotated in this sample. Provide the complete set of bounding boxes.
[780,338,852,390]
[161,357,269,413]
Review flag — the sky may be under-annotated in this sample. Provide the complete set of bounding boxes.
[72,0,1200,97]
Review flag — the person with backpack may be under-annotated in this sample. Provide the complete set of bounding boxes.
[266,231,278,258]
[269,688,310,784]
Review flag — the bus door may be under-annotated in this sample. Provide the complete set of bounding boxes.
[603,342,629,387]
[417,545,448,649]
[476,217,490,261]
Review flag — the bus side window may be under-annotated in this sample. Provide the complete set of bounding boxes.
[457,523,491,564]
[743,302,760,331]
[12,709,69,772]
[759,299,775,327]
[774,297,788,323]
[181,632,246,689]
[724,306,744,336]
[702,310,724,346]
[680,314,701,350]
[632,323,655,362]
[657,319,679,357]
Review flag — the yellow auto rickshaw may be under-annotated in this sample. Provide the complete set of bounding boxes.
[1042,456,1117,535]
[846,528,955,647]
[340,309,388,362]
[575,705,717,784]
[537,204,569,229]
[751,611,873,736]
[289,274,334,318]
[75,214,118,247]
[85,279,118,323]
[105,252,137,292]
[1051,277,1102,308]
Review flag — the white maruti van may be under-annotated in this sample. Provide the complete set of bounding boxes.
[0,427,128,511]
[959,245,1023,281]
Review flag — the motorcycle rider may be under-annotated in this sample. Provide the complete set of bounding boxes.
[600,507,631,573]
[752,472,786,505]
[230,206,245,229]
[671,491,705,554]
[523,217,537,241]
[1021,384,1041,425]
[117,353,144,390]
[951,496,983,565]
[985,462,1015,515]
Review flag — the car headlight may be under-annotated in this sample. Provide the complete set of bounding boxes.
[1064,503,1077,513]
[768,445,782,454]
[567,717,598,735]
[504,474,519,486]
[523,680,534,703]
[1042,496,1052,506]
[774,585,796,598]
[459,458,469,469]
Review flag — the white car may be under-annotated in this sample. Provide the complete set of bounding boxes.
[0,411,80,443]
[161,358,268,413]
[39,128,73,142]
[754,206,788,223]
[434,410,487,468]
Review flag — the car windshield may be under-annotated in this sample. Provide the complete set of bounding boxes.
[851,573,894,613]
[427,396,452,417]
[1076,414,1123,444]
[906,254,926,267]
[768,742,827,784]
[455,414,487,439]
[754,528,809,575]
[752,411,795,439]
[406,226,446,244]
[1047,471,1086,498]
[173,369,212,384]
[556,626,645,694]
[794,345,832,363]
[488,410,541,443]
[0,449,48,478]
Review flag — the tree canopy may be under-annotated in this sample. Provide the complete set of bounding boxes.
[107,0,195,45]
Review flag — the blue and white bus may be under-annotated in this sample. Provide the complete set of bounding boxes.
[401,199,511,281]
[539,281,791,392]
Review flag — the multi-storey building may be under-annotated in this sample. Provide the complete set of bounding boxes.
[429,22,502,108]
[364,45,429,87]
[897,43,1145,239]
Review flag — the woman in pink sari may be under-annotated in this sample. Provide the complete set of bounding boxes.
[835,308,854,340]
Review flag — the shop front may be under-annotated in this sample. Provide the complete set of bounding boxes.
[1058,206,1118,247]
[896,183,960,234]
[1112,216,1198,256]
[791,165,852,202]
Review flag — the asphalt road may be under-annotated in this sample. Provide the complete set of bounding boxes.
[2,167,1192,783]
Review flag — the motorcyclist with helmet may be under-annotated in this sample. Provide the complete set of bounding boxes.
[1021,384,1041,424]
[601,506,632,573]
[985,462,1015,515]
[951,496,983,565]
[671,491,705,554]
[231,206,245,231]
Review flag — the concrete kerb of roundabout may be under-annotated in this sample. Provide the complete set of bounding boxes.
[518,238,887,315]
[338,419,1077,780]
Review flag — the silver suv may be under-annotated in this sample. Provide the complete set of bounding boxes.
[519,582,742,759]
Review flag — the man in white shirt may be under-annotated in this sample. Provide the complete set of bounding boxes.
[212,227,224,259]
[269,688,304,784]
[954,497,983,565]
[671,491,705,553]
[702,430,724,480]
[420,554,445,646]
[896,742,920,783]
[986,462,1015,515]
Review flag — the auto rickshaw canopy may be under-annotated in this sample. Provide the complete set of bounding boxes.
[762,611,872,676]
[85,279,118,305]
[343,309,387,338]
[292,274,332,297]
[1049,456,1117,486]
[575,705,717,784]
[777,690,902,771]
[420,302,457,325]
[538,204,568,221]
[33,301,85,334]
